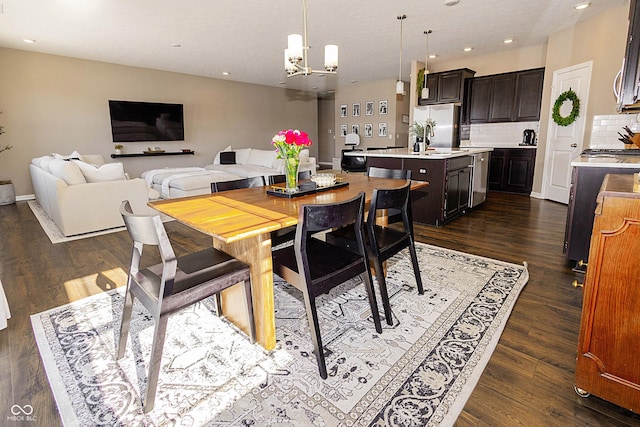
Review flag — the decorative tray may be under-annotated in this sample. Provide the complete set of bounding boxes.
[267,181,349,198]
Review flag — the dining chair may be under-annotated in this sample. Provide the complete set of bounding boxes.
[366,166,412,225]
[211,175,265,193]
[271,192,383,379]
[326,182,423,325]
[267,169,311,185]
[117,200,255,412]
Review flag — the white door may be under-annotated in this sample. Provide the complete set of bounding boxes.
[542,61,592,204]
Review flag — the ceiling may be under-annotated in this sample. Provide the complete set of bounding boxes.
[0,0,628,95]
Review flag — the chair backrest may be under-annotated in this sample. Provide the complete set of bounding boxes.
[367,166,412,180]
[268,169,310,185]
[211,176,265,193]
[341,149,367,172]
[366,182,413,236]
[120,200,177,295]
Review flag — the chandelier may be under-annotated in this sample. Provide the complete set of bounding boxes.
[284,0,338,77]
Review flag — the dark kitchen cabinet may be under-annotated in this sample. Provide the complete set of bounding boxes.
[445,156,472,219]
[563,165,640,264]
[488,148,536,194]
[618,0,640,112]
[418,68,475,105]
[465,68,544,123]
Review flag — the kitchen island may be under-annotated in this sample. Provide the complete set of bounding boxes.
[343,147,493,225]
[564,154,640,266]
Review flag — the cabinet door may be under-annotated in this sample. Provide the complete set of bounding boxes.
[488,149,506,189]
[404,158,446,225]
[489,73,517,122]
[418,74,439,105]
[515,68,544,121]
[469,78,492,123]
[504,149,536,193]
[438,71,463,103]
[619,0,640,111]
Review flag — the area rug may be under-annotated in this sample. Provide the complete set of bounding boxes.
[28,200,126,244]
[31,243,529,426]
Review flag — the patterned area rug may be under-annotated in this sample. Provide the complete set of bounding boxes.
[31,243,528,426]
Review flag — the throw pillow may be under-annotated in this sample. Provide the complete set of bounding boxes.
[220,151,236,165]
[48,159,87,185]
[248,149,277,168]
[71,160,127,183]
[234,148,252,165]
[213,145,232,165]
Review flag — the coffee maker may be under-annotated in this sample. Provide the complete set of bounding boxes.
[522,129,536,145]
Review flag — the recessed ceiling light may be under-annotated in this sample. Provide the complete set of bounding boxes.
[23,39,36,44]
[429,54,437,59]
[351,80,358,84]
[444,0,460,5]
[574,2,591,10]
[463,47,473,52]
[504,38,514,44]
[171,43,182,48]
[222,71,230,76]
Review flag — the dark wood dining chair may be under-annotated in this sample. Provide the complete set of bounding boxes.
[326,182,423,325]
[211,175,265,193]
[268,170,312,246]
[366,166,412,224]
[271,192,383,379]
[117,200,255,412]
[267,169,311,185]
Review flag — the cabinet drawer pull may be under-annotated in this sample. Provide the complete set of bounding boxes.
[572,280,584,289]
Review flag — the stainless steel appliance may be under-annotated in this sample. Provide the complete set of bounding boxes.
[469,151,490,208]
[522,129,536,145]
[413,103,460,148]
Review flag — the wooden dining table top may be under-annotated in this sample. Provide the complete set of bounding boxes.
[149,174,426,243]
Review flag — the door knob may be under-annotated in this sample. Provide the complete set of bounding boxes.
[572,280,584,288]
[571,143,578,148]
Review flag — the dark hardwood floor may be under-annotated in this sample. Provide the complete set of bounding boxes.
[1,192,640,426]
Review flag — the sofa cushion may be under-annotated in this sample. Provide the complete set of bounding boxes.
[72,160,127,183]
[48,159,87,185]
[299,148,310,162]
[32,156,54,172]
[247,149,277,168]
[213,145,232,165]
[220,151,236,165]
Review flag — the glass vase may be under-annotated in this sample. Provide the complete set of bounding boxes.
[284,156,300,192]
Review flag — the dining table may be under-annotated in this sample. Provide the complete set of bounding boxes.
[149,173,426,350]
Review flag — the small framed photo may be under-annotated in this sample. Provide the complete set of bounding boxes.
[352,124,360,135]
[379,100,388,115]
[353,103,361,117]
[402,114,410,124]
[340,104,348,118]
[378,122,388,137]
[365,101,374,116]
[364,123,373,138]
[340,124,348,137]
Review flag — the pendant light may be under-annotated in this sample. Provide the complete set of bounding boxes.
[396,14,407,95]
[421,30,433,99]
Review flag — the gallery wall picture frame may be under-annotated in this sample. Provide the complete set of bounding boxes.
[378,122,388,137]
[353,103,361,117]
[379,100,388,115]
[364,123,373,138]
[402,114,410,124]
[340,124,348,137]
[365,101,374,116]
[340,104,348,118]
[352,124,360,135]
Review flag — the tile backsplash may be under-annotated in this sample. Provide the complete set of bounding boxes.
[589,113,640,149]
[465,122,540,147]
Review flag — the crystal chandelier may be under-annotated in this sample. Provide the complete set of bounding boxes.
[284,0,338,77]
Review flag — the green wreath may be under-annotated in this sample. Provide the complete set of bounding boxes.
[552,89,580,126]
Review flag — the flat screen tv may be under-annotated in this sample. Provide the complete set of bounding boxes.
[108,100,184,142]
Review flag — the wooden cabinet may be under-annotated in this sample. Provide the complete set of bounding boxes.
[563,165,640,264]
[465,68,544,123]
[575,174,640,413]
[488,148,536,194]
[418,68,475,105]
[368,156,472,226]
[618,0,640,112]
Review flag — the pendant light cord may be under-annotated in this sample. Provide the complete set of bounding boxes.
[398,15,406,83]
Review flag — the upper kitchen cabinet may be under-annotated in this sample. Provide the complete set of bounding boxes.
[617,0,640,112]
[418,68,475,105]
[465,67,545,123]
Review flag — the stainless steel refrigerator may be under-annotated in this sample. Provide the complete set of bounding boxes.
[412,103,460,148]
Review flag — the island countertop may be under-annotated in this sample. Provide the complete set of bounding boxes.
[571,155,640,168]
[343,147,493,160]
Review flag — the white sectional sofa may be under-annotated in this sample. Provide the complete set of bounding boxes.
[142,147,317,199]
[30,152,157,236]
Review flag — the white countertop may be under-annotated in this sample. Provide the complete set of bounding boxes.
[571,156,640,168]
[461,141,537,149]
[343,147,492,160]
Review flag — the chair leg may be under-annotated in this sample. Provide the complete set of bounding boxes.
[372,257,393,326]
[142,314,170,413]
[408,240,424,295]
[362,268,383,333]
[302,294,328,379]
[116,285,135,360]
[242,279,256,343]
